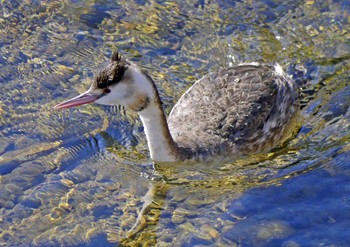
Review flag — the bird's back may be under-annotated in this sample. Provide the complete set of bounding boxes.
[167,64,298,158]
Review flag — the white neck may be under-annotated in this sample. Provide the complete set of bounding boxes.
[138,101,180,163]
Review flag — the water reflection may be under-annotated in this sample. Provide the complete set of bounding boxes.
[0,0,349,246]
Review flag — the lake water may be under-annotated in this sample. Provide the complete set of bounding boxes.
[0,0,349,246]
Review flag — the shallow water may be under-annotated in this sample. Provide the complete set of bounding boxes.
[0,0,349,246]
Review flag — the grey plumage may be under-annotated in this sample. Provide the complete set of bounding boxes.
[168,64,298,159]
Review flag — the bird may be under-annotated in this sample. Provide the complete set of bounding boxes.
[54,51,299,164]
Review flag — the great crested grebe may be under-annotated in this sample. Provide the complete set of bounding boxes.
[54,51,299,163]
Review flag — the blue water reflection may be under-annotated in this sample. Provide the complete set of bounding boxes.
[0,0,349,246]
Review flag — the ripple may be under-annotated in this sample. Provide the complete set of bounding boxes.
[1,0,349,246]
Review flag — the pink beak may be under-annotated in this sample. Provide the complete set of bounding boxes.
[53,91,101,109]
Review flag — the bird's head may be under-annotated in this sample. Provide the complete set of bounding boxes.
[54,51,155,112]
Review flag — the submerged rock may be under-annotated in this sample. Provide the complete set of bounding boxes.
[223,219,294,245]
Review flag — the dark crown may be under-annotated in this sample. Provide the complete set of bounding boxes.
[95,51,128,89]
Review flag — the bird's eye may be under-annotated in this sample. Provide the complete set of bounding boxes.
[104,88,111,94]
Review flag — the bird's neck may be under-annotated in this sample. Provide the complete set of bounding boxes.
[138,99,182,163]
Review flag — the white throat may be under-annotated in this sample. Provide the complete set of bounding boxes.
[138,102,179,163]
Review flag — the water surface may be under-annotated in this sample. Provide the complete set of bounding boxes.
[0,0,349,246]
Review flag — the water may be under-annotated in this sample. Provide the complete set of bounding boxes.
[0,0,349,246]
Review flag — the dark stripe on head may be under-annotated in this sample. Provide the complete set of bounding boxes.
[95,51,129,89]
